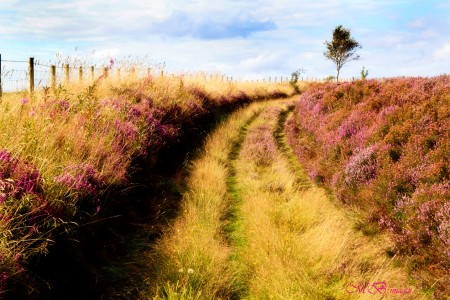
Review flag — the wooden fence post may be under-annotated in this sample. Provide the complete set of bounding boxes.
[50,65,56,88]
[64,64,69,85]
[90,66,94,81]
[78,66,83,82]
[29,57,35,94]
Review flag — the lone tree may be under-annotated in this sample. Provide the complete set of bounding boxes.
[324,25,361,82]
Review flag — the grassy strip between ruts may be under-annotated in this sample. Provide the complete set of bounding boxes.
[273,103,311,190]
[145,100,270,299]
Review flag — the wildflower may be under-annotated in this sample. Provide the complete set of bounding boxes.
[0,272,8,288]
[187,268,194,274]
[58,99,70,112]
[20,98,28,105]
[0,149,42,197]
[114,120,138,141]
[55,163,104,195]
[178,268,184,273]
[128,106,142,120]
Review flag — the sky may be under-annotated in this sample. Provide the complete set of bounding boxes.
[1,0,450,82]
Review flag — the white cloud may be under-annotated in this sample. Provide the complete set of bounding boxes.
[407,17,427,29]
[434,44,450,60]
[93,48,121,60]
[241,53,284,72]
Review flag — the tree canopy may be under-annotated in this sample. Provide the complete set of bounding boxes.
[324,25,361,81]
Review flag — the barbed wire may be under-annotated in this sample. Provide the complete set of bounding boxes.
[35,62,58,68]
[2,59,28,63]
[1,59,108,71]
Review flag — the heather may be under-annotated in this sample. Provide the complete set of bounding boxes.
[286,76,450,296]
[0,73,296,293]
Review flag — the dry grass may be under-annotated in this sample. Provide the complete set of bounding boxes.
[0,65,296,293]
[145,102,270,299]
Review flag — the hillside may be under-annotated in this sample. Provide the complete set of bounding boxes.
[286,77,450,298]
[0,74,296,296]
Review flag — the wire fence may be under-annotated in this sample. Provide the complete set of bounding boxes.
[1,58,28,92]
[0,55,127,97]
[0,54,357,99]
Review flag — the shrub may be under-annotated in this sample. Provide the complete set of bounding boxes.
[344,145,377,186]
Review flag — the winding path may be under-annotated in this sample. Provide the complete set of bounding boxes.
[146,98,426,299]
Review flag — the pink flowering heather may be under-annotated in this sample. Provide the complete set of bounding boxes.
[128,105,143,120]
[57,99,70,112]
[0,149,42,198]
[286,76,450,286]
[0,149,49,290]
[344,145,377,186]
[437,201,450,252]
[114,119,138,141]
[55,163,105,195]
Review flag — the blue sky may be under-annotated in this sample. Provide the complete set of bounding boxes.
[1,0,450,81]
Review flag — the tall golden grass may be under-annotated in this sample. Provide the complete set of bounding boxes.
[0,63,296,294]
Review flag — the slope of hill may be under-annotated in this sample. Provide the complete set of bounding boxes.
[285,77,449,298]
[0,74,296,295]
